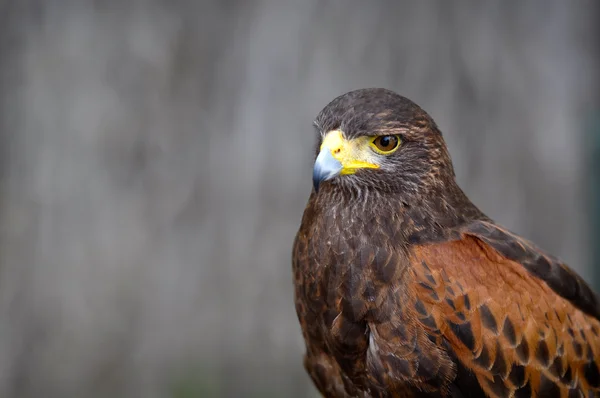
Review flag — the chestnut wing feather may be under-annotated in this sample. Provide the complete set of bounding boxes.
[463,220,600,320]
[410,221,600,397]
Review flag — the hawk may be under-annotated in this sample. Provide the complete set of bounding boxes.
[292,88,600,397]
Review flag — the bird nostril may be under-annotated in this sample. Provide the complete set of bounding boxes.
[333,149,341,154]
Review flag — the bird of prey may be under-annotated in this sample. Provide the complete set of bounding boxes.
[292,88,600,397]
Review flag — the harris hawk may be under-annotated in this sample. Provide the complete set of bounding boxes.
[292,88,600,397]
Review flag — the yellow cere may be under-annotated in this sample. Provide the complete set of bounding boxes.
[320,130,380,175]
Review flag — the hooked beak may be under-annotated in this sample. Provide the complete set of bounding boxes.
[312,130,379,192]
[313,149,343,192]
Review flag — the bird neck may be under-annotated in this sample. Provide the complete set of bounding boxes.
[309,181,486,247]
[403,182,488,244]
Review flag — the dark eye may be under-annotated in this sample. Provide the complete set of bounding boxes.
[371,135,400,153]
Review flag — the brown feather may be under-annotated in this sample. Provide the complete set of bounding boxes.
[292,88,600,397]
[410,230,600,397]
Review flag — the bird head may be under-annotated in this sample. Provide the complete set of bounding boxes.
[312,88,456,203]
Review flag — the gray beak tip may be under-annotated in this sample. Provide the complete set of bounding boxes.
[312,149,342,192]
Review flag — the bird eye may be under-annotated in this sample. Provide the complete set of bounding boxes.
[371,135,400,154]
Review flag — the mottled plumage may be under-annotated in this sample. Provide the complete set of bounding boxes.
[292,88,600,397]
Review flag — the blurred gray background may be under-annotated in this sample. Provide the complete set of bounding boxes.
[0,1,599,397]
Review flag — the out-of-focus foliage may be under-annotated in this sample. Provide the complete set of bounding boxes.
[0,1,597,397]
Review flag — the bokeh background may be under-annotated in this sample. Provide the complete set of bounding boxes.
[0,1,599,397]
